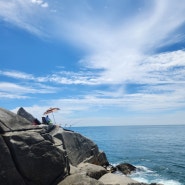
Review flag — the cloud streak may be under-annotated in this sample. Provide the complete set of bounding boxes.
[0,70,34,80]
[0,82,57,99]
[0,0,50,36]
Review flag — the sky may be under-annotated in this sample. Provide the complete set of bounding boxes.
[0,0,185,126]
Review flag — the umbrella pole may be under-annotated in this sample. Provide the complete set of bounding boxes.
[52,112,56,124]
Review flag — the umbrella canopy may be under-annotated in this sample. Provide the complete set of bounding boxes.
[43,107,60,124]
[43,107,60,115]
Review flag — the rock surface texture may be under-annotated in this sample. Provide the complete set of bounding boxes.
[99,173,138,185]
[0,107,162,185]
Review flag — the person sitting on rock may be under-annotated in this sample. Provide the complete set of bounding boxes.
[45,115,52,125]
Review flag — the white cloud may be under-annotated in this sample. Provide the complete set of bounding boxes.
[0,82,34,93]
[2,48,185,87]
[46,71,101,85]
[135,50,185,84]
[0,82,31,99]
[31,0,42,5]
[1,1,185,79]
[0,70,34,80]
[0,92,28,99]
[0,69,101,85]
[0,0,49,36]
[44,1,185,86]
[31,0,48,8]
[0,82,57,99]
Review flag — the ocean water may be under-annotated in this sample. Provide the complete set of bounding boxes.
[71,125,185,185]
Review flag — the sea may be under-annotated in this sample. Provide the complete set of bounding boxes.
[71,125,185,185]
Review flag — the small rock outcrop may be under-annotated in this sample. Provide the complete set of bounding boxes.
[116,163,136,175]
[17,107,35,123]
[0,108,34,133]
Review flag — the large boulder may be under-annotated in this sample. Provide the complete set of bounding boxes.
[51,127,109,167]
[3,131,69,185]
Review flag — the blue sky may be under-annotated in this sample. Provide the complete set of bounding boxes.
[0,0,185,126]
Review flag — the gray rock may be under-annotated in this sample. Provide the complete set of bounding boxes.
[77,163,107,179]
[99,173,138,185]
[0,107,35,133]
[116,163,136,175]
[3,130,69,185]
[17,107,35,123]
[0,135,25,185]
[69,164,81,175]
[57,174,105,185]
[83,150,108,167]
[51,127,109,167]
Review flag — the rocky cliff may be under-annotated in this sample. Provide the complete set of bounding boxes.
[0,107,109,185]
[0,107,160,185]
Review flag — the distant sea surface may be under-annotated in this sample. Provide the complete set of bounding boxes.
[71,125,185,185]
